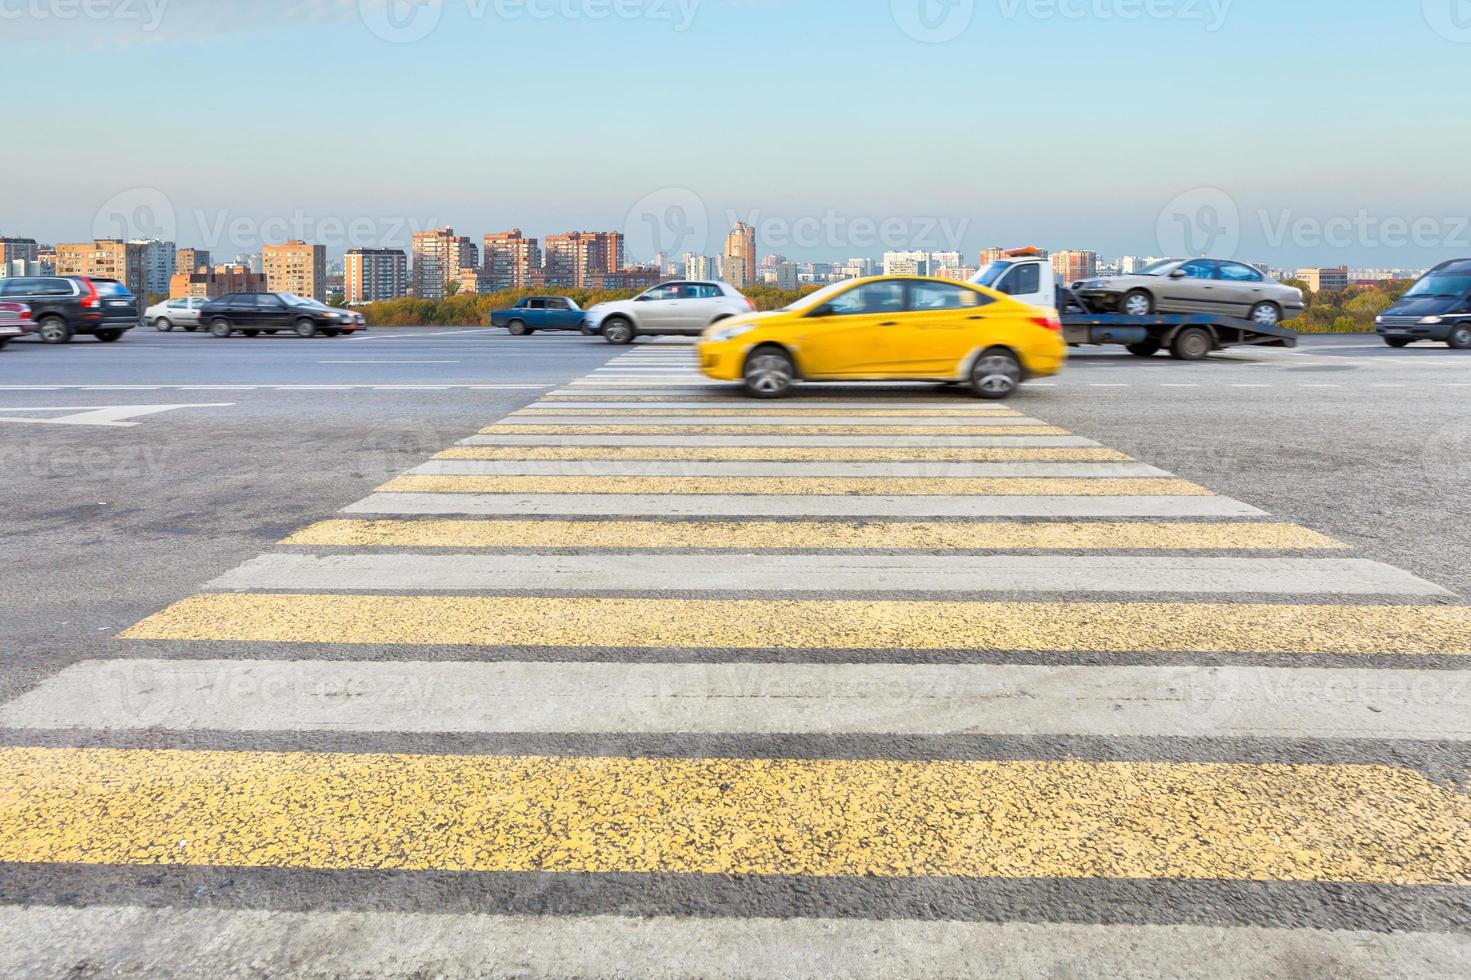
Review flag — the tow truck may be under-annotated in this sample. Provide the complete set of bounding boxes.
[971,249,1298,359]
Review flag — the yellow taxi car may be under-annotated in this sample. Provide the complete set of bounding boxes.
[697,275,1066,399]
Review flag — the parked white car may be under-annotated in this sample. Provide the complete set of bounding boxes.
[146,296,209,332]
[585,280,754,345]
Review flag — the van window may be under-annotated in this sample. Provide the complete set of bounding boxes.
[1404,273,1471,299]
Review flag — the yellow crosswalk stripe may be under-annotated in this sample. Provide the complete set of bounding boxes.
[436,446,1133,462]
[285,519,1345,551]
[374,476,1211,496]
[122,594,1471,655]
[479,425,1073,436]
[1,747,1467,885]
[515,408,1025,418]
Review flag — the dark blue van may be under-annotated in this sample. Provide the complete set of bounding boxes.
[1376,259,1471,349]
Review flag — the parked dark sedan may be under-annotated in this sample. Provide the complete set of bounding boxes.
[490,296,585,335]
[0,275,139,343]
[200,293,366,338]
[0,301,35,349]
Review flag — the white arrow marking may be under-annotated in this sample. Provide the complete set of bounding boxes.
[0,404,235,427]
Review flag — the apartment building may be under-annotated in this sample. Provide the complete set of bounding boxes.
[1051,250,1100,286]
[1295,266,1350,292]
[411,228,477,299]
[543,231,623,288]
[55,239,148,296]
[344,248,407,304]
[722,223,757,289]
[262,240,327,301]
[482,229,542,291]
[176,248,211,276]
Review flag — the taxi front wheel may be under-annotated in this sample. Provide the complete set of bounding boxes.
[969,349,1022,400]
[743,347,796,399]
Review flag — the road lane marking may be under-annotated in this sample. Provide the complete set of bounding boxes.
[209,554,1438,597]
[122,595,1471,655]
[514,408,1024,418]
[286,519,1343,551]
[462,433,1099,447]
[410,460,1173,479]
[0,404,234,427]
[496,416,1039,427]
[478,425,1074,436]
[375,475,1212,497]
[1,747,1468,885]
[436,446,1131,462]
[10,660,1471,741]
[344,494,1266,518]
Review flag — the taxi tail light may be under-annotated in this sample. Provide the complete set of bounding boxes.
[1030,315,1062,333]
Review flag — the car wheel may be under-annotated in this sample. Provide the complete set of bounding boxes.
[155,317,173,332]
[38,316,73,344]
[603,317,634,345]
[1384,337,1412,348]
[743,347,796,399]
[94,330,123,343]
[1120,290,1154,317]
[1248,302,1283,327]
[321,327,341,337]
[1447,324,1471,350]
[209,318,233,338]
[1126,341,1161,357]
[507,319,529,336]
[1170,326,1213,360]
[294,319,317,338]
[969,348,1023,399]
[0,338,8,350]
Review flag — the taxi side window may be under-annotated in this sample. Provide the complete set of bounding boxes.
[910,282,991,311]
[827,282,905,316]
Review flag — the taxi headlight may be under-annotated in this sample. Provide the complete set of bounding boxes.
[709,322,757,343]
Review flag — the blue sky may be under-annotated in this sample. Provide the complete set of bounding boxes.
[4,0,1469,268]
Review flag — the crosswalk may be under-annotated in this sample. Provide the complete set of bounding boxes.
[3,341,1471,974]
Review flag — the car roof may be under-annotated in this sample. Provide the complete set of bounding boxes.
[1430,259,1471,274]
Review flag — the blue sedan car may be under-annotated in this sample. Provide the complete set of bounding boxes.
[490,296,586,335]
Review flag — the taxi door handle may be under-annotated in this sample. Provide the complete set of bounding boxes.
[880,321,899,326]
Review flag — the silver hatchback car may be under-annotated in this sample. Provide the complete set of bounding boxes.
[1076,259,1304,326]
[585,280,754,345]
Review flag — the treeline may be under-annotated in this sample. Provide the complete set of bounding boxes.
[1285,279,1412,333]
[356,282,829,326]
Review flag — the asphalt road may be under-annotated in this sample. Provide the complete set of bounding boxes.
[1,327,1469,977]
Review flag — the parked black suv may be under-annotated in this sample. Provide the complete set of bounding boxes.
[1376,259,1471,349]
[0,275,139,344]
[200,293,366,338]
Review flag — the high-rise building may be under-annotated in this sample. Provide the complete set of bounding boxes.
[544,231,624,288]
[169,263,268,299]
[262,240,327,301]
[55,239,148,296]
[130,239,176,296]
[935,265,979,282]
[411,228,478,299]
[1050,250,1100,286]
[929,251,962,273]
[1295,266,1350,292]
[776,262,800,291]
[344,248,408,304]
[883,250,929,276]
[683,253,716,280]
[176,248,211,275]
[483,229,542,291]
[722,222,757,289]
[0,237,40,275]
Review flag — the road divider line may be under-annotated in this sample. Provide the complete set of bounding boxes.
[121,594,1471,655]
[286,518,1342,551]
[373,476,1212,497]
[343,494,1267,518]
[1,747,1468,885]
[493,417,1043,428]
[514,408,1027,418]
[461,433,1100,448]
[205,553,1445,597]
[479,424,1074,436]
[435,446,1132,462]
[409,460,1174,479]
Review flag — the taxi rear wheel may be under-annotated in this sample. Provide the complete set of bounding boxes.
[743,347,796,399]
[969,348,1022,400]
